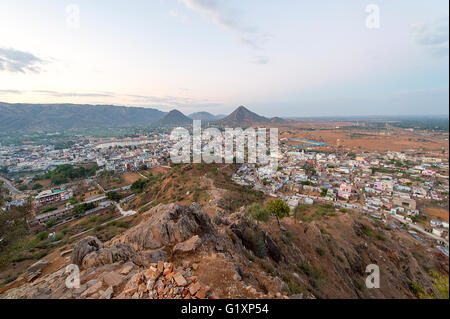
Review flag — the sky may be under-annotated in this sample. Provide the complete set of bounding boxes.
[0,0,448,117]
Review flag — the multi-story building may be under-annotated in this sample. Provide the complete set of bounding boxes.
[35,188,73,206]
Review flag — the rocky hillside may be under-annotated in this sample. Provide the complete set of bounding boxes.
[220,106,270,126]
[1,200,448,299]
[270,117,288,124]
[155,110,192,127]
[220,106,287,127]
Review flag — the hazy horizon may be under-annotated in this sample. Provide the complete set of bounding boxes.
[1,0,448,117]
[1,100,450,119]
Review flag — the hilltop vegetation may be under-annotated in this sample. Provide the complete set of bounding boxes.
[132,163,265,213]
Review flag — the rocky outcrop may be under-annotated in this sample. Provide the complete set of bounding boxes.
[81,243,139,269]
[71,236,161,270]
[73,204,217,270]
[0,261,215,299]
[112,203,217,250]
[230,218,282,262]
[71,236,103,266]
[262,231,282,263]
[23,260,50,282]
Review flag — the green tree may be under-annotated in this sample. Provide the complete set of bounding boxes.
[131,179,148,193]
[46,219,56,228]
[32,183,43,190]
[35,231,49,241]
[246,203,270,224]
[106,191,122,202]
[72,202,95,215]
[265,198,290,227]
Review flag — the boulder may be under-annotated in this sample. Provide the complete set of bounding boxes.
[120,263,135,276]
[80,280,103,298]
[173,235,202,254]
[71,236,103,266]
[141,248,167,264]
[102,271,125,287]
[27,260,49,273]
[81,243,138,269]
[124,273,143,291]
[100,286,114,299]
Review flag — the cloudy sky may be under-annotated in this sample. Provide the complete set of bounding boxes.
[0,0,448,116]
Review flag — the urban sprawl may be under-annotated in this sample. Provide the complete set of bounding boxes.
[0,133,448,257]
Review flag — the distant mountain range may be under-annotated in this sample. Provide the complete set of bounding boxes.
[188,112,226,121]
[0,102,166,132]
[0,102,286,132]
[159,106,285,127]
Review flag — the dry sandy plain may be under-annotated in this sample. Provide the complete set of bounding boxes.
[274,121,449,153]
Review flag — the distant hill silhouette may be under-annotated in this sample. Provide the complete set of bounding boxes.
[188,112,225,121]
[0,102,166,132]
[220,106,270,126]
[270,116,288,124]
[155,109,192,127]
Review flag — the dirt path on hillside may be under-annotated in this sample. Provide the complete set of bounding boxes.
[201,176,227,217]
